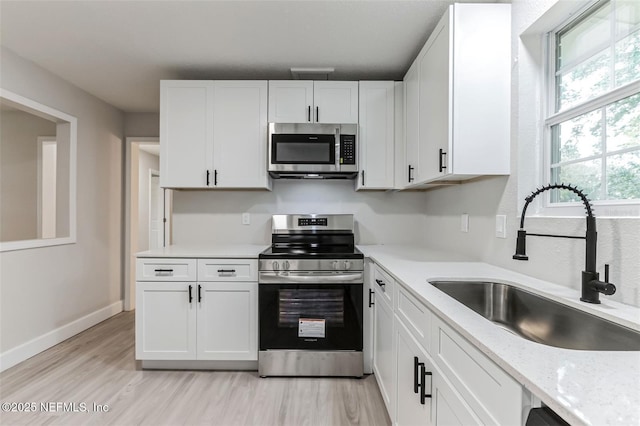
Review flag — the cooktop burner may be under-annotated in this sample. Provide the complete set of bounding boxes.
[259,214,363,261]
[259,245,363,259]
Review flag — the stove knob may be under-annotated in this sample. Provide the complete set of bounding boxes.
[332,261,339,270]
[283,260,290,270]
[344,261,351,270]
[272,261,279,271]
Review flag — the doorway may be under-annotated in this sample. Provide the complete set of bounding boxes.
[124,138,171,311]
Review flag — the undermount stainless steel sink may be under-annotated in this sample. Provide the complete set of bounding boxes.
[429,281,640,351]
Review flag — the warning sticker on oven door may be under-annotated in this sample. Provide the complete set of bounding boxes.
[298,318,326,338]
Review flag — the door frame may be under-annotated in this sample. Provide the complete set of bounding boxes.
[124,137,161,311]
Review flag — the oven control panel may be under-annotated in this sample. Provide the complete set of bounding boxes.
[298,218,328,227]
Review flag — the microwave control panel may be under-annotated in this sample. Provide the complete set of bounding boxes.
[340,135,356,165]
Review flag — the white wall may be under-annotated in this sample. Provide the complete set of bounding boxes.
[419,0,640,308]
[172,180,428,246]
[0,48,123,360]
[0,110,56,241]
[124,112,159,137]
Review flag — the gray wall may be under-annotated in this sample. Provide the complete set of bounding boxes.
[0,47,124,352]
[0,110,56,241]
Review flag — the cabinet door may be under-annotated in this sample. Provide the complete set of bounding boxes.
[403,62,420,186]
[373,291,396,420]
[160,80,213,188]
[419,12,451,182]
[135,282,197,360]
[357,81,395,190]
[396,319,434,426]
[433,373,480,426]
[196,282,258,361]
[268,81,314,123]
[212,81,270,189]
[313,81,359,124]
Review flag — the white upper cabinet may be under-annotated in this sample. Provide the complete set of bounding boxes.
[403,3,511,186]
[212,81,269,189]
[268,81,358,124]
[313,81,359,123]
[267,81,314,123]
[357,81,395,190]
[160,80,270,189]
[160,80,213,189]
[403,62,420,186]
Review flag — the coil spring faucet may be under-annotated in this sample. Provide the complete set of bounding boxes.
[513,183,615,304]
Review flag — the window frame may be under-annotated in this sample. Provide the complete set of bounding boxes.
[541,0,640,218]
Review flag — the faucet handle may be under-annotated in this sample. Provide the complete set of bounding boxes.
[604,264,609,283]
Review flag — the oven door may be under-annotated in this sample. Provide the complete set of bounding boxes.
[259,272,363,351]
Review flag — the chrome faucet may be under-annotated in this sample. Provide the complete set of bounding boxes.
[513,183,616,304]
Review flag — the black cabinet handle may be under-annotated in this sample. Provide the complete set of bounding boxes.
[198,285,202,303]
[188,285,193,304]
[217,269,236,273]
[375,279,386,288]
[361,170,365,186]
[420,364,433,404]
[408,165,414,183]
[439,149,447,172]
[214,169,218,186]
[414,357,421,394]
[368,289,375,307]
[154,268,173,273]
[316,106,319,122]
[308,105,311,122]
[206,170,210,186]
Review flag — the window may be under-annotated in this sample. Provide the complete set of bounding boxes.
[546,0,640,213]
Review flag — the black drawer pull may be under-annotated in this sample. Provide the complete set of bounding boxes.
[439,149,447,172]
[375,279,386,288]
[408,165,414,182]
[420,364,433,404]
[198,285,202,303]
[188,285,193,304]
[217,269,236,273]
[154,269,173,273]
[414,357,421,394]
[368,289,375,307]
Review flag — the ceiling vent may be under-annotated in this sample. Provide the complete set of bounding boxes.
[290,67,335,80]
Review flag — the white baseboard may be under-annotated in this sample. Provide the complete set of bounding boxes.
[0,301,123,372]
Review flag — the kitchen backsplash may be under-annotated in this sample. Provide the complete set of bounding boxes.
[171,180,430,246]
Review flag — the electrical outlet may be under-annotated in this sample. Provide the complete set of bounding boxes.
[496,215,507,238]
[460,214,469,233]
[242,213,250,225]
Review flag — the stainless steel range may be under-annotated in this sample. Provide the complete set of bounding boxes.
[258,214,364,377]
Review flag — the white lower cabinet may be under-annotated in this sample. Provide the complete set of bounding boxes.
[196,282,257,360]
[373,290,396,419]
[135,257,258,363]
[136,282,197,360]
[370,260,526,426]
[395,319,434,426]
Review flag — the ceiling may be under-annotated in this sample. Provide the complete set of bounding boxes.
[1,0,493,113]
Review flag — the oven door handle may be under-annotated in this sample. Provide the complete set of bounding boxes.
[259,271,363,284]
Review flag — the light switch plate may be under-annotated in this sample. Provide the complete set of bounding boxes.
[496,215,507,238]
[242,213,250,225]
[460,214,469,233]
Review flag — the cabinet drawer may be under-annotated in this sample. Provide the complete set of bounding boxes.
[136,258,197,282]
[373,265,394,307]
[396,286,431,354]
[198,259,258,281]
[431,315,523,426]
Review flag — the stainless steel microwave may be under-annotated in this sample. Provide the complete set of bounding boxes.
[268,123,358,179]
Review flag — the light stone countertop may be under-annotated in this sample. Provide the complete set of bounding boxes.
[358,244,640,426]
[137,244,269,258]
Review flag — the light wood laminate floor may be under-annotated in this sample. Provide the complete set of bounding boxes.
[0,311,390,426]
